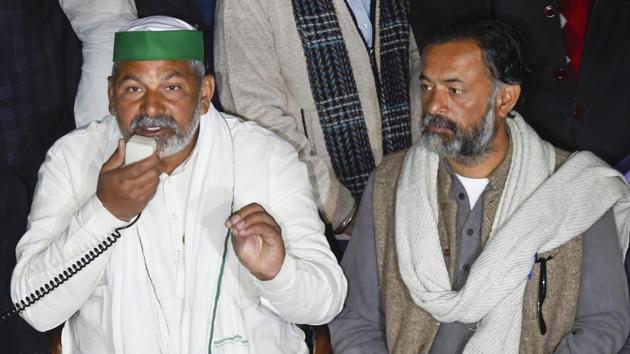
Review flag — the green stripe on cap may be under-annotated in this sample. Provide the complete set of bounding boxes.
[113,30,203,62]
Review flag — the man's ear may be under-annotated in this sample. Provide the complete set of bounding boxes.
[107,76,116,115]
[199,74,215,114]
[495,84,521,118]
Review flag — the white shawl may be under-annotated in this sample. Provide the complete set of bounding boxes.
[107,106,249,354]
[395,114,630,353]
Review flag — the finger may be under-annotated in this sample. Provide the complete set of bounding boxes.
[101,140,125,173]
[114,164,160,194]
[226,203,266,228]
[135,178,160,204]
[122,152,161,179]
[128,165,162,184]
[230,211,279,233]
[125,167,161,196]
[233,223,283,242]
[123,173,160,204]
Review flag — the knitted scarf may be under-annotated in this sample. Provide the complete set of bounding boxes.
[291,0,412,198]
[395,114,630,353]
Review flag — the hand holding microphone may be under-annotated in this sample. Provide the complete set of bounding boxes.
[96,137,161,221]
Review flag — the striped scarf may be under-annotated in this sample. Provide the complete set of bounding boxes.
[292,0,412,198]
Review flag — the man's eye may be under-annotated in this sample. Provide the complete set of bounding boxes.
[420,83,431,91]
[166,85,181,91]
[449,88,463,95]
[126,86,142,93]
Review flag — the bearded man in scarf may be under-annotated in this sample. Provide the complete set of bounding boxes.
[330,18,630,354]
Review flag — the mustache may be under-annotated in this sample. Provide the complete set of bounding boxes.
[421,114,459,134]
[130,115,180,132]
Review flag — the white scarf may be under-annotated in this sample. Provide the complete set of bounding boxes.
[395,114,630,353]
[107,106,249,354]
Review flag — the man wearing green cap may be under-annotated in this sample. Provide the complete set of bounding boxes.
[10,16,347,354]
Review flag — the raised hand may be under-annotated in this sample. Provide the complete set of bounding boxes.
[96,139,162,221]
[226,203,286,281]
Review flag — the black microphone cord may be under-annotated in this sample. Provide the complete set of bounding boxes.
[1,213,142,322]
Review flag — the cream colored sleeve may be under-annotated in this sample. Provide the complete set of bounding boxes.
[213,0,355,228]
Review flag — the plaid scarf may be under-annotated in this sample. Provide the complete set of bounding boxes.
[292,0,412,198]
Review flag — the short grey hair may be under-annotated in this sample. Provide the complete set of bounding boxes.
[190,60,206,83]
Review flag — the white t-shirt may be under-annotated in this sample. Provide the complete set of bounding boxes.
[455,173,489,210]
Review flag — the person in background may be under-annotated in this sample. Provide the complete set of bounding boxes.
[330,18,630,354]
[214,0,422,250]
[59,0,137,128]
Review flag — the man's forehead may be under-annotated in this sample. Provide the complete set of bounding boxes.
[115,60,195,81]
[421,40,486,80]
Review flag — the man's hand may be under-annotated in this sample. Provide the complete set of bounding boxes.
[96,139,161,221]
[226,203,286,281]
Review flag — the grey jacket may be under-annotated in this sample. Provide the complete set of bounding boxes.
[330,175,630,353]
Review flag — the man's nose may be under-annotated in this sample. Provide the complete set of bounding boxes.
[140,90,165,117]
[424,89,448,117]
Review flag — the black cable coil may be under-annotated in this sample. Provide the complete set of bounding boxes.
[1,214,141,322]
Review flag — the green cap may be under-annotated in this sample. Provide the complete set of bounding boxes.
[113,30,204,62]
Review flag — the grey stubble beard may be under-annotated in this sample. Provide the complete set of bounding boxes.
[419,87,499,166]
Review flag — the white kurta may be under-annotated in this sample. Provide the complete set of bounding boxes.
[11,107,347,353]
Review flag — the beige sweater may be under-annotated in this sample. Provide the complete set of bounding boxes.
[214,0,422,227]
